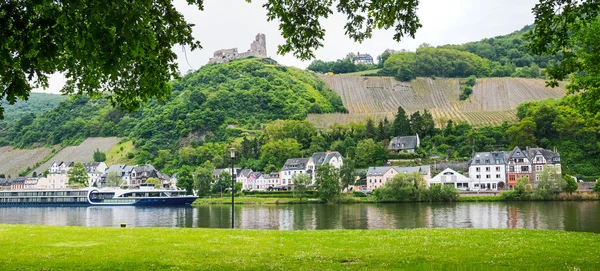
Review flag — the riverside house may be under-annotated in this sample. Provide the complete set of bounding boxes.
[366,166,431,191]
[468,152,507,191]
[429,168,472,190]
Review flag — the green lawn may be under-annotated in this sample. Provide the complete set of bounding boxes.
[0,224,599,270]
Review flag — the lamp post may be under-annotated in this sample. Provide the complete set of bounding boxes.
[228,148,236,229]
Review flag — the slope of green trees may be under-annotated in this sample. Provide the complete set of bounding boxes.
[0,58,346,155]
[1,93,67,122]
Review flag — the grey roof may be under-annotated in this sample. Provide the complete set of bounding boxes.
[508,147,527,159]
[282,158,310,171]
[388,135,419,151]
[470,152,506,166]
[310,151,342,165]
[83,162,102,167]
[354,53,373,60]
[267,172,280,178]
[367,166,430,176]
[133,164,156,173]
[526,147,561,164]
[249,172,262,179]
[239,169,253,178]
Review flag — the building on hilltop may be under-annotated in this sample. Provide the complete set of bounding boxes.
[388,134,420,153]
[208,33,267,64]
[353,52,374,65]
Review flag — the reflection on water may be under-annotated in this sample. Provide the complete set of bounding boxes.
[0,202,598,233]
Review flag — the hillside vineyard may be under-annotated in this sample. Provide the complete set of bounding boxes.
[307,76,566,127]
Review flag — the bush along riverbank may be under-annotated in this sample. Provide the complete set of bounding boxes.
[1,224,599,270]
[192,174,599,205]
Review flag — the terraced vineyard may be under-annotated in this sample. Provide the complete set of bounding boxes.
[31,137,121,174]
[307,76,566,127]
[0,146,55,177]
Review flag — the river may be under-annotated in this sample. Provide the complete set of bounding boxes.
[0,202,598,232]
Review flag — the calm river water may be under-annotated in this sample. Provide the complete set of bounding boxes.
[0,202,599,232]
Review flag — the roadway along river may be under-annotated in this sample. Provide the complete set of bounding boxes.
[0,201,598,233]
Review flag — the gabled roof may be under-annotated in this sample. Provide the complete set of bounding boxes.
[282,158,310,171]
[470,152,506,165]
[508,146,527,159]
[388,135,419,150]
[133,164,156,173]
[310,151,342,166]
[526,147,560,163]
[249,172,262,179]
[239,169,253,178]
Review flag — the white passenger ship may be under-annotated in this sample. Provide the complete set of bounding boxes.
[0,187,197,206]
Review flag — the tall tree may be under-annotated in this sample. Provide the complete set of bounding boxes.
[193,167,213,196]
[0,0,421,119]
[292,173,311,202]
[409,111,423,135]
[340,159,356,192]
[392,106,411,136]
[68,162,89,187]
[421,109,435,136]
[93,148,106,162]
[365,118,376,139]
[377,120,387,141]
[104,171,122,187]
[506,117,537,149]
[315,164,340,203]
[176,165,194,194]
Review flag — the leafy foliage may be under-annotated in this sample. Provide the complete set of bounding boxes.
[68,162,89,187]
[373,172,458,202]
[291,173,311,201]
[93,149,107,162]
[314,164,340,202]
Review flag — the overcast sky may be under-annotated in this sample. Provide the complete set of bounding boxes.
[39,0,540,94]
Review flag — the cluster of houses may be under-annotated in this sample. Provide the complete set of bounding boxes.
[0,162,176,190]
[213,151,345,191]
[0,144,565,193]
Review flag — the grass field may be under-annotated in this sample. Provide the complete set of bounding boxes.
[308,76,566,128]
[106,140,137,166]
[0,224,598,270]
[338,69,381,76]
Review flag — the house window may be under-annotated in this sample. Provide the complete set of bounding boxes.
[521,166,529,172]
[509,176,516,181]
[485,159,490,164]
[495,167,501,172]
[536,165,543,171]
[509,166,514,172]
[476,175,481,179]
[517,159,523,163]
[486,175,490,179]
[476,167,481,172]
[496,174,501,179]
[536,157,541,162]
[485,167,490,172]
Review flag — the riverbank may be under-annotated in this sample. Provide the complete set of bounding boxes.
[192,193,598,205]
[0,224,598,270]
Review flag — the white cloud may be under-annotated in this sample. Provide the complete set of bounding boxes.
[35,0,539,94]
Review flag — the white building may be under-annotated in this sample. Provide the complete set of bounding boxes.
[429,168,472,190]
[280,158,309,189]
[105,164,136,186]
[469,152,507,191]
[83,162,107,187]
[306,151,344,183]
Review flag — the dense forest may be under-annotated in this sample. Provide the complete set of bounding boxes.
[1,93,67,122]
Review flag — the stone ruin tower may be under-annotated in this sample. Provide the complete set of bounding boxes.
[249,33,267,58]
[208,33,267,64]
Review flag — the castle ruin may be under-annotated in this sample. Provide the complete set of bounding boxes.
[208,33,267,64]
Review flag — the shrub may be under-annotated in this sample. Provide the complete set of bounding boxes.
[352,191,367,197]
[127,152,135,159]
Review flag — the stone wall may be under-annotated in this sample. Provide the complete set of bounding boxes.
[208,33,267,64]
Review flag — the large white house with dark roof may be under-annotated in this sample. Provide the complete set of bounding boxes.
[279,158,310,188]
[306,151,344,183]
[469,151,507,191]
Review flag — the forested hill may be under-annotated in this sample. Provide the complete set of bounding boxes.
[1,93,67,122]
[0,58,346,151]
